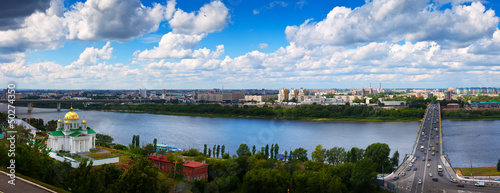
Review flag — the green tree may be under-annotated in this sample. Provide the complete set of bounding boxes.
[391,150,400,168]
[311,144,326,163]
[208,148,212,158]
[293,147,308,162]
[94,164,124,191]
[265,144,269,159]
[96,133,114,146]
[221,145,225,156]
[326,147,345,166]
[213,145,216,157]
[497,159,500,172]
[284,150,288,161]
[65,159,104,193]
[237,144,251,157]
[350,158,378,193]
[270,144,274,159]
[274,144,279,159]
[132,135,136,147]
[365,143,391,173]
[116,157,171,192]
[153,138,157,152]
[252,145,256,155]
[144,143,155,155]
[135,135,140,147]
[204,144,207,156]
[217,145,220,158]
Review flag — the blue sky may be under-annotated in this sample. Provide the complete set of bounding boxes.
[1,0,500,89]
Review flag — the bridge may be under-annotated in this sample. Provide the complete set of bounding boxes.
[385,103,500,193]
[0,99,146,112]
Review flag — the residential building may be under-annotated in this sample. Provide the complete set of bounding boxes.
[278,88,288,102]
[139,89,147,98]
[222,92,245,103]
[244,95,277,103]
[148,155,209,181]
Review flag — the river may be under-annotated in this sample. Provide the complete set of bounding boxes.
[1,104,498,167]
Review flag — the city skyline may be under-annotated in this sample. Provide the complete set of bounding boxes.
[1,0,500,89]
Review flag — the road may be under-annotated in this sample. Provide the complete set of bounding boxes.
[0,171,54,193]
[386,103,500,193]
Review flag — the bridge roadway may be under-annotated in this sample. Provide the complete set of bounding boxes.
[386,103,500,193]
[0,99,145,112]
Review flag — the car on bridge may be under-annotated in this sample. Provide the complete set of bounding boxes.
[429,173,432,177]
[393,176,399,180]
[418,179,422,184]
[432,177,438,182]
[408,167,411,171]
[428,158,431,161]
[401,172,406,176]
[457,183,464,187]
[413,167,417,171]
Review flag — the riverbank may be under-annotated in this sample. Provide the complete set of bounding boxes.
[52,107,423,122]
[15,103,425,122]
[455,166,500,176]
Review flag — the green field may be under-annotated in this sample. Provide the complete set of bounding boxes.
[457,167,500,176]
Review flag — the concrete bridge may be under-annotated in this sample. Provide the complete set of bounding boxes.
[385,103,500,192]
[0,99,146,112]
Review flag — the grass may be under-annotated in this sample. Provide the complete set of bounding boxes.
[456,167,500,176]
[0,167,70,193]
[95,146,134,170]
[85,152,121,160]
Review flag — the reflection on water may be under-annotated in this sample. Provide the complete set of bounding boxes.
[2,104,498,166]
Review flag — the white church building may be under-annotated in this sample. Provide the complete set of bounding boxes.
[47,106,96,153]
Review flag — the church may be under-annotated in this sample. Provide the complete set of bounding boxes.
[47,106,97,153]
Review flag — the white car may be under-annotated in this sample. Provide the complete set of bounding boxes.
[409,163,413,167]
[427,164,430,167]
[429,173,433,177]
[418,179,422,184]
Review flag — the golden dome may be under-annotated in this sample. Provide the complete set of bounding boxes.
[65,120,70,124]
[64,106,79,120]
[82,116,86,124]
[58,115,62,123]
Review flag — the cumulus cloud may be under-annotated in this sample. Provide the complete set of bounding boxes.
[0,0,52,30]
[169,0,229,34]
[135,33,208,60]
[258,43,269,49]
[285,0,499,47]
[69,42,113,68]
[253,1,288,15]
[65,0,165,42]
[0,0,66,61]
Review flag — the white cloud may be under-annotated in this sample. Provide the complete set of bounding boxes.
[253,1,288,15]
[65,0,165,42]
[169,0,229,34]
[69,42,113,68]
[0,0,66,60]
[135,33,207,60]
[285,0,499,47]
[258,43,269,49]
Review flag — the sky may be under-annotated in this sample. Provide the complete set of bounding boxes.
[0,0,499,90]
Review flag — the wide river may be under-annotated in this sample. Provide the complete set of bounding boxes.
[2,104,499,167]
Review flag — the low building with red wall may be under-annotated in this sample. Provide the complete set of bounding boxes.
[148,155,209,181]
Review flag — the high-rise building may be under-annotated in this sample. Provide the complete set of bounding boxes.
[444,91,451,100]
[288,88,298,101]
[297,88,307,102]
[278,88,288,102]
[139,89,147,98]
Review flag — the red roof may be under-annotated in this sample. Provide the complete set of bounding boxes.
[183,160,209,168]
[148,155,186,163]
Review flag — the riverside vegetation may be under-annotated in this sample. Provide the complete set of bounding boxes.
[1,113,398,193]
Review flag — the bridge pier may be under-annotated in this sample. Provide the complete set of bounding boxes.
[27,102,32,113]
[57,103,61,111]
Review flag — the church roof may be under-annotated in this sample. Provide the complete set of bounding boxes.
[50,131,64,136]
[69,131,83,137]
[87,129,96,134]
